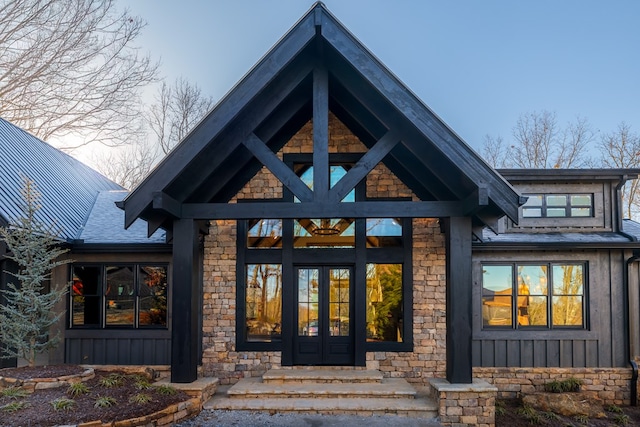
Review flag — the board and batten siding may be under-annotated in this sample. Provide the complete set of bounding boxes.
[65,330,170,365]
[505,182,613,232]
[472,250,628,368]
[50,252,172,366]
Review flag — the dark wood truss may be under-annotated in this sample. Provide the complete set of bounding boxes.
[120,2,523,384]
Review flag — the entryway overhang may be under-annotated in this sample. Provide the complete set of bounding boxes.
[119,2,522,384]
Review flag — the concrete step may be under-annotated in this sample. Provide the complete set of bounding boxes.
[205,386,438,418]
[228,376,416,399]
[262,368,383,384]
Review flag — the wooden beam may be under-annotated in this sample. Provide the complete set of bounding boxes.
[462,185,489,216]
[313,66,329,202]
[181,200,465,219]
[122,16,316,228]
[171,218,200,383]
[152,192,182,218]
[243,133,313,202]
[330,129,400,202]
[191,92,312,203]
[443,217,473,383]
[321,21,521,221]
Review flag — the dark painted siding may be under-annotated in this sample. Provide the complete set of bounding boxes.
[472,250,627,368]
[65,330,170,365]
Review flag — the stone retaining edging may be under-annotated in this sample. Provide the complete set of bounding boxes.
[0,367,95,392]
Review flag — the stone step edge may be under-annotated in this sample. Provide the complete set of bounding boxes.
[262,369,383,384]
[205,395,438,414]
[228,377,416,399]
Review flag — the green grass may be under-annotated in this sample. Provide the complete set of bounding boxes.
[154,384,178,396]
[1,401,29,413]
[544,377,582,393]
[517,405,543,424]
[573,413,589,425]
[134,378,152,390]
[613,413,630,425]
[543,411,561,421]
[99,373,124,388]
[129,393,153,404]
[607,404,625,414]
[50,397,76,411]
[94,396,117,408]
[0,386,28,399]
[67,381,90,397]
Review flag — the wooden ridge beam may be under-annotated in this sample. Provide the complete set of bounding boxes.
[180,200,465,219]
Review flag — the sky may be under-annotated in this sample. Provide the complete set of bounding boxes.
[114,0,640,156]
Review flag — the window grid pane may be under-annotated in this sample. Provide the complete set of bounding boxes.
[482,263,585,329]
[366,264,403,342]
[482,265,512,327]
[246,264,282,341]
[521,194,593,218]
[105,266,135,327]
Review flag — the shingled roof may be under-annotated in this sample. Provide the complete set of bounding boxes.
[0,118,163,244]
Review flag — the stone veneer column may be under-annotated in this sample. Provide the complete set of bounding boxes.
[430,378,497,427]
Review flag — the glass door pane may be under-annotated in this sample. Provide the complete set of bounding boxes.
[329,268,350,337]
[298,268,319,336]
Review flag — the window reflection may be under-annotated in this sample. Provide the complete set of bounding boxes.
[246,264,282,341]
[366,218,402,247]
[482,263,585,329]
[247,219,282,248]
[366,264,403,342]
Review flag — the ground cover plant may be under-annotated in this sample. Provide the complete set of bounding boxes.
[497,398,640,426]
[0,365,190,427]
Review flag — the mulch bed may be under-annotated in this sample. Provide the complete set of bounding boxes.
[0,365,191,427]
[497,397,640,426]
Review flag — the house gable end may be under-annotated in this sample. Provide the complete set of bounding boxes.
[122,3,520,231]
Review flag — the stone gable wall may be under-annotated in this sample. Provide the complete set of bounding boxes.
[201,114,448,385]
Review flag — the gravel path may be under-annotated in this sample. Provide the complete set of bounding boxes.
[176,410,443,427]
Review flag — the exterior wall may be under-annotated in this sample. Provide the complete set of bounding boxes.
[366,217,447,382]
[201,114,448,385]
[504,181,614,232]
[472,249,628,368]
[56,251,172,366]
[474,367,635,406]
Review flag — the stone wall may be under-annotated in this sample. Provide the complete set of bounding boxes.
[366,217,447,384]
[200,114,449,385]
[430,378,497,427]
[474,367,636,405]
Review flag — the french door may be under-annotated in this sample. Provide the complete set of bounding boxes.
[293,266,354,365]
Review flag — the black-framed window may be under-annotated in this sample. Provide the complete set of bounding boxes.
[237,154,413,353]
[366,263,403,342]
[481,262,586,329]
[70,264,168,329]
[522,193,593,218]
[245,264,282,342]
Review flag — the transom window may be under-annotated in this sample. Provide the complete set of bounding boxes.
[71,264,168,328]
[522,194,593,218]
[481,263,585,329]
[238,155,412,353]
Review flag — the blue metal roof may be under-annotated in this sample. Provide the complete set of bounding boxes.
[0,118,160,245]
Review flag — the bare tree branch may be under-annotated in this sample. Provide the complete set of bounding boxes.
[481,134,510,168]
[599,122,640,218]
[96,77,214,189]
[480,110,593,169]
[147,77,215,155]
[0,0,158,148]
